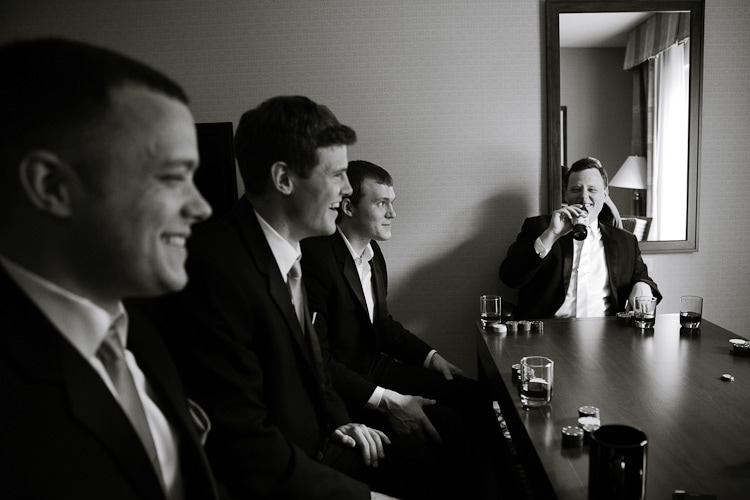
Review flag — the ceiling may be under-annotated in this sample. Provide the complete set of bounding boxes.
[559,12,654,48]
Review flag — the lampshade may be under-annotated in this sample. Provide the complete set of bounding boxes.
[609,156,647,189]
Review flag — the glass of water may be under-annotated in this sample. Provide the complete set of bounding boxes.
[520,356,553,407]
[480,295,501,327]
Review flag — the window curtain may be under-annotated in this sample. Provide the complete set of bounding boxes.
[649,40,689,240]
[625,12,690,240]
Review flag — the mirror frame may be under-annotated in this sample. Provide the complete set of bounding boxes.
[546,0,704,253]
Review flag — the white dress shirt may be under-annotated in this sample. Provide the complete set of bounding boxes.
[534,223,613,318]
[0,255,183,498]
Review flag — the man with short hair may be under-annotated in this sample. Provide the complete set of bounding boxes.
[0,37,220,499]
[302,160,510,499]
[152,96,440,500]
[500,156,661,319]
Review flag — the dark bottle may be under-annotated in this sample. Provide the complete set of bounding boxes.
[572,206,588,241]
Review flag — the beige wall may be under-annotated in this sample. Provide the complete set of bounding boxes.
[2,0,749,372]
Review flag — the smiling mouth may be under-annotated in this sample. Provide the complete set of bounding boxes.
[163,235,187,248]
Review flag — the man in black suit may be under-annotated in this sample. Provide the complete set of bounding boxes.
[301,160,510,499]
[152,96,447,500]
[500,157,661,319]
[0,38,221,499]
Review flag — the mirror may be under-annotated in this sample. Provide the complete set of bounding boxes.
[546,0,703,253]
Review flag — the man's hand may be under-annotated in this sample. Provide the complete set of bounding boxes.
[628,282,654,311]
[540,205,588,249]
[428,352,464,380]
[379,389,441,445]
[331,423,391,467]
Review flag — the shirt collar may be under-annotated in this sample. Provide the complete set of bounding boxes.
[338,228,373,266]
[0,254,128,359]
[254,210,301,281]
[589,222,602,240]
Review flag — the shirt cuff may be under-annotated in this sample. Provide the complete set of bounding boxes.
[365,386,386,410]
[423,349,438,369]
[534,237,550,258]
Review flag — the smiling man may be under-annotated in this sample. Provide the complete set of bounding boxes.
[301,160,510,499]
[150,97,444,500]
[500,156,661,319]
[0,38,220,499]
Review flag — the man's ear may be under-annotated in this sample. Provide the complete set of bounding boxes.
[18,151,73,217]
[270,161,293,195]
[340,197,354,217]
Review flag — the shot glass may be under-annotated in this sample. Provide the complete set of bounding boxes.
[633,296,656,329]
[480,295,501,327]
[680,295,703,329]
[520,356,553,407]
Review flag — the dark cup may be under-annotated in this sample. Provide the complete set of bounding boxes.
[588,425,648,499]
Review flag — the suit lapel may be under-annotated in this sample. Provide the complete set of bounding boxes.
[62,347,165,498]
[235,198,318,372]
[332,232,369,314]
[0,269,164,499]
[370,252,387,320]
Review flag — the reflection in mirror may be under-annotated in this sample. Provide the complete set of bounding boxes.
[546,0,703,253]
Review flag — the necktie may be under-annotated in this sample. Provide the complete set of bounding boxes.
[575,230,591,317]
[288,260,305,332]
[97,331,164,480]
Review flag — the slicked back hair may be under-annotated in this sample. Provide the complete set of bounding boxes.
[564,157,609,189]
[234,95,357,195]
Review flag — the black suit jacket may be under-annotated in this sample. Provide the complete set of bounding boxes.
[0,267,220,500]
[153,197,369,500]
[301,233,432,407]
[499,216,662,319]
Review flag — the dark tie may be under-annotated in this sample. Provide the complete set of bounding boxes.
[97,331,164,480]
[288,260,305,331]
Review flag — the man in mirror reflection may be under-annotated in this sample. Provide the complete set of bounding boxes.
[500,157,661,319]
[302,160,509,499]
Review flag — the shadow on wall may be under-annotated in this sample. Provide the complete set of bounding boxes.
[386,191,532,376]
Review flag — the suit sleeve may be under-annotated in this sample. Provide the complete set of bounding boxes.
[499,217,550,288]
[158,249,369,500]
[625,233,663,304]
[371,246,432,365]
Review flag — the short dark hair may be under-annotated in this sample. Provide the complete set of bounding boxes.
[234,95,357,195]
[564,157,609,188]
[0,37,189,181]
[336,159,393,224]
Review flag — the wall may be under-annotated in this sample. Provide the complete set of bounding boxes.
[1,0,749,374]
[561,47,633,214]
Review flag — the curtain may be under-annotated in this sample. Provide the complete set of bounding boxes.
[624,13,690,70]
[649,40,689,240]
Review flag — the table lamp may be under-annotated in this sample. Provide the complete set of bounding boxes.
[609,155,647,216]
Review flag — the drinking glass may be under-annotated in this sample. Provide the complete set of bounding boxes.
[480,295,501,326]
[633,296,656,329]
[589,425,648,499]
[520,356,553,407]
[680,295,703,329]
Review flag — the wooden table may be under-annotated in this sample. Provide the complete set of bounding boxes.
[477,314,750,499]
